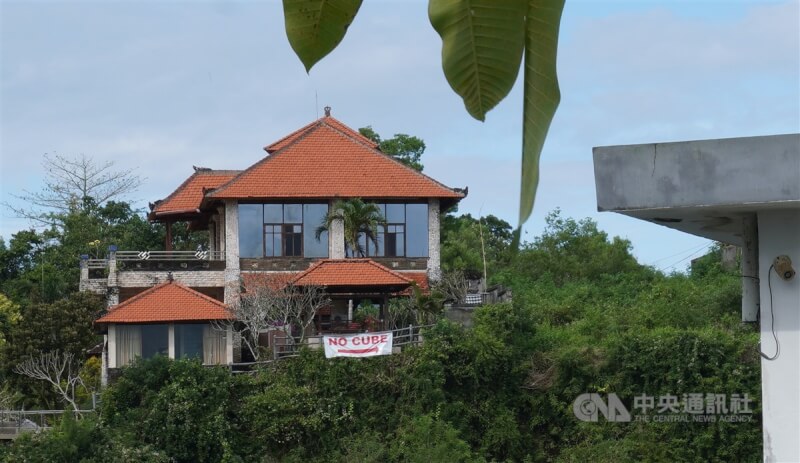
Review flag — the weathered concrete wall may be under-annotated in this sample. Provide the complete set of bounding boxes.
[758,209,800,463]
[428,199,441,281]
[594,134,800,212]
[116,271,225,288]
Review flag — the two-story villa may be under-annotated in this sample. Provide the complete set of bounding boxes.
[84,110,465,372]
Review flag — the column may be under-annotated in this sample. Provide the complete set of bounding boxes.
[427,198,441,281]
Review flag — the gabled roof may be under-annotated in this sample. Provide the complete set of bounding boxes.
[290,259,413,288]
[151,168,239,220]
[264,116,379,153]
[96,281,231,324]
[207,116,465,201]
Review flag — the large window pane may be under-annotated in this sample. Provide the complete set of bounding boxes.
[141,324,169,359]
[303,204,329,258]
[386,203,405,223]
[405,203,428,257]
[238,204,263,258]
[175,324,204,359]
[284,204,302,223]
[264,204,283,223]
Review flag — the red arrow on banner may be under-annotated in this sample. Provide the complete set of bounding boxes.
[338,346,379,355]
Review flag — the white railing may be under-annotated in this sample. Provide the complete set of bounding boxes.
[115,250,225,261]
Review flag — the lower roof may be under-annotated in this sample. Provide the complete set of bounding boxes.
[96,280,231,324]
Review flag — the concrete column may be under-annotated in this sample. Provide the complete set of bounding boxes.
[329,200,345,259]
[208,218,216,253]
[79,256,89,289]
[757,210,800,462]
[226,325,234,364]
[217,206,226,256]
[168,324,176,359]
[223,200,241,304]
[741,215,759,322]
[107,246,118,288]
[427,199,441,281]
[108,325,117,369]
[101,335,108,387]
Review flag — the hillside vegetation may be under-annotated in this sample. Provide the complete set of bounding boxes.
[1,211,760,462]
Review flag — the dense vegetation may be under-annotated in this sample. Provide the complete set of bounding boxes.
[0,206,761,462]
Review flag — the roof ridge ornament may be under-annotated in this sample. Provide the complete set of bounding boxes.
[324,106,331,117]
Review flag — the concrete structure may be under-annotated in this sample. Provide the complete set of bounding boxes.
[593,133,800,462]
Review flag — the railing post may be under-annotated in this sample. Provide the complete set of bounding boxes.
[107,245,117,273]
[79,255,89,290]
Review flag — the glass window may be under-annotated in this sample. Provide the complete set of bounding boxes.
[385,224,405,257]
[175,324,204,359]
[238,204,263,258]
[264,204,283,223]
[284,204,302,223]
[385,203,405,223]
[303,204,329,258]
[140,324,169,359]
[283,224,302,256]
[405,203,429,257]
[265,224,282,257]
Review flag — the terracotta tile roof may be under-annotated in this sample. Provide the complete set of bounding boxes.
[208,117,464,201]
[264,116,378,153]
[241,272,298,292]
[96,281,231,324]
[152,168,239,218]
[401,272,429,291]
[290,259,414,288]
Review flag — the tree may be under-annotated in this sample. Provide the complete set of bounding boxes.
[359,126,426,172]
[0,293,20,347]
[14,350,89,413]
[440,213,513,280]
[316,198,385,257]
[3,291,103,406]
[282,1,565,227]
[3,152,143,227]
[216,277,330,360]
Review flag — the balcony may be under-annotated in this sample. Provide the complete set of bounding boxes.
[80,247,227,293]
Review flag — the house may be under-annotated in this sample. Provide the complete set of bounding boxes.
[82,109,465,376]
[592,134,800,462]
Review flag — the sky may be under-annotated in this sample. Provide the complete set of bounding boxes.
[1,0,798,272]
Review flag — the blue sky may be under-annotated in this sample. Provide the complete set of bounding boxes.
[1,0,798,271]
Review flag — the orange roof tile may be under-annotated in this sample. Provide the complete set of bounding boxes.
[241,272,298,292]
[152,169,239,218]
[401,272,429,291]
[208,117,464,201]
[264,116,378,153]
[96,281,231,324]
[290,259,414,288]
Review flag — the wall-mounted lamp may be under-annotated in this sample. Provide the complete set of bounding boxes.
[773,255,796,281]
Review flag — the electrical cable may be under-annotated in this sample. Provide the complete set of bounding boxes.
[657,243,713,272]
[759,265,780,361]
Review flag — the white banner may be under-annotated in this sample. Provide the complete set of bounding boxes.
[323,331,393,358]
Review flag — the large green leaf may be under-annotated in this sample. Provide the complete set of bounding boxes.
[519,0,564,225]
[429,0,527,121]
[283,0,363,72]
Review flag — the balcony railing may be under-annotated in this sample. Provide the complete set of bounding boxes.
[80,248,225,276]
[115,250,225,261]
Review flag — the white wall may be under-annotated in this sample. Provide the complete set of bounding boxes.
[758,209,800,463]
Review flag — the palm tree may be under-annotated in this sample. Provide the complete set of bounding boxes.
[316,198,386,257]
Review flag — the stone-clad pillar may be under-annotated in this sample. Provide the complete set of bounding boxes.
[329,200,345,259]
[428,199,441,282]
[223,200,240,304]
